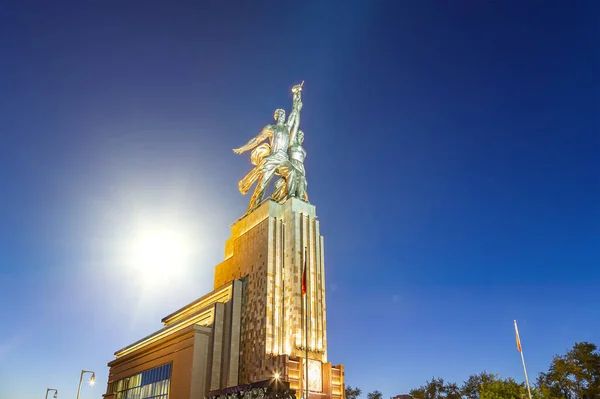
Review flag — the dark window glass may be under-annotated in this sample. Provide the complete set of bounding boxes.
[111,363,171,399]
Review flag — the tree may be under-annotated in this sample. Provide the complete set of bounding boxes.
[462,372,496,399]
[346,386,362,399]
[368,391,383,399]
[537,342,600,399]
[409,373,529,399]
[410,386,427,399]
[405,342,599,399]
[444,382,462,399]
[479,377,527,399]
[409,378,446,399]
[535,374,562,399]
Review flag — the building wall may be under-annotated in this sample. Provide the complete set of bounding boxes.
[106,281,244,399]
[105,326,197,399]
[215,212,270,383]
[214,198,340,395]
[286,358,344,399]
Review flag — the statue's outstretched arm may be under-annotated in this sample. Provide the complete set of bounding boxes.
[233,127,272,154]
[289,102,301,145]
[287,91,302,143]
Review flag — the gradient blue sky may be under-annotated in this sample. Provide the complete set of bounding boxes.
[1,1,599,398]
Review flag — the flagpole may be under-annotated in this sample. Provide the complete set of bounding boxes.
[514,320,533,399]
[304,247,309,399]
[300,265,304,399]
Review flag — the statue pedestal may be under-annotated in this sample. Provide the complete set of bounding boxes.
[214,198,344,398]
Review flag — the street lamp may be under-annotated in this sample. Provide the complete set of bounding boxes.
[76,370,96,399]
[45,388,58,399]
[273,373,280,398]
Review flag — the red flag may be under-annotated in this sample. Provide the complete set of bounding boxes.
[514,320,522,352]
[302,249,307,295]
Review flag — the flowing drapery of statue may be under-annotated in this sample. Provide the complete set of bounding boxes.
[233,82,309,213]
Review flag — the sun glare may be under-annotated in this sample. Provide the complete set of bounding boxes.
[128,226,192,288]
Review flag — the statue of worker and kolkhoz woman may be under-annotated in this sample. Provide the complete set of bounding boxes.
[233,82,308,213]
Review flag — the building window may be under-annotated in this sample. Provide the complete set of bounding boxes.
[108,363,172,399]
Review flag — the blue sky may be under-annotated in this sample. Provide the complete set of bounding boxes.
[1,1,598,398]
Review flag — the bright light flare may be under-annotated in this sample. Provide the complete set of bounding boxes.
[128,226,192,288]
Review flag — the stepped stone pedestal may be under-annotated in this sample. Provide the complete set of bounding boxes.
[215,198,344,398]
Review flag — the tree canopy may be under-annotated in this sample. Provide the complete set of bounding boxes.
[537,342,600,399]
[350,342,599,399]
[346,386,362,399]
[408,374,526,399]
[367,390,383,399]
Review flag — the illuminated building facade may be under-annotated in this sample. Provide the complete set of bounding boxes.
[104,198,344,399]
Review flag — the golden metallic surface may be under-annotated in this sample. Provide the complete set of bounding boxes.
[251,143,271,166]
[233,83,309,213]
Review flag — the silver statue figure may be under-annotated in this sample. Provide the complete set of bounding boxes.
[272,87,308,203]
[234,83,304,212]
[288,129,308,201]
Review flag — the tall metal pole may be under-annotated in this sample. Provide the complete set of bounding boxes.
[304,247,309,399]
[76,370,95,399]
[300,252,304,399]
[514,321,533,399]
[520,349,533,399]
[76,371,83,399]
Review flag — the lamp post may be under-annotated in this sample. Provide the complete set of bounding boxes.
[45,388,58,399]
[273,373,280,398]
[76,370,96,399]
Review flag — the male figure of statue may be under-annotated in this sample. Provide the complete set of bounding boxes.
[233,85,302,211]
